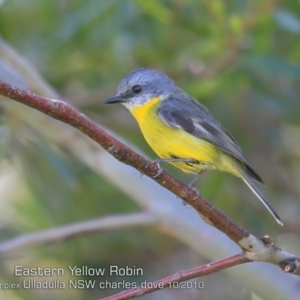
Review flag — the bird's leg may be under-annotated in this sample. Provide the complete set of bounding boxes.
[189,170,205,188]
[152,158,195,178]
[187,170,205,200]
[153,158,205,202]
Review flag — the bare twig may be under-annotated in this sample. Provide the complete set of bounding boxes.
[102,254,249,300]
[101,237,300,299]
[0,212,156,256]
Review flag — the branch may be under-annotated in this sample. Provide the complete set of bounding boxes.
[101,237,300,299]
[0,212,156,256]
[0,81,300,300]
[102,254,249,300]
[0,80,248,244]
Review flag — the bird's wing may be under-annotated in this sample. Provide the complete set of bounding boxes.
[158,96,263,183]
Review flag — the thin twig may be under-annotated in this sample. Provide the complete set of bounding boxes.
[0,212,156,256]
[102,254,250,300]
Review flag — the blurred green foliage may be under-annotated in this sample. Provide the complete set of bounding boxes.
[1,0,300,299]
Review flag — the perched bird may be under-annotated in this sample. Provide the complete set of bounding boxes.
[105,68,282,225]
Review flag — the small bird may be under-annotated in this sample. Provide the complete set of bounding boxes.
[105,68,282,225]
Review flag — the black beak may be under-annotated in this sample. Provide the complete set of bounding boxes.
[104,96,124,104]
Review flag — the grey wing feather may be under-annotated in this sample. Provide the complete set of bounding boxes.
[158,96,263,183]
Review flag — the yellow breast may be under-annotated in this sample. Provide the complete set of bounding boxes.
[127,97,221,174]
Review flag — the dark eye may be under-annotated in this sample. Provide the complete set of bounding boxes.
[132,85,142,94]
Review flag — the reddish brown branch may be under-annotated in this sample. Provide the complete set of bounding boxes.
[0,80,248,244]
[101,254,250,300]
[1,81,300,300]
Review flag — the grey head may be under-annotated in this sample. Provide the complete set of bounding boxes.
[104,68,178,108]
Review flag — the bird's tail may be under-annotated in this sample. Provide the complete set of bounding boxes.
[237,166,283,226]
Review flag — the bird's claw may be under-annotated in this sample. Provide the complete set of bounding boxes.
[152,160,163,178]
[189,186,201,200]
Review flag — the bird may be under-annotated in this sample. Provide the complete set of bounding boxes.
[105,68,282,225]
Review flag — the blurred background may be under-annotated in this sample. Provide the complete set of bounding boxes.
[0,0,300,299]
